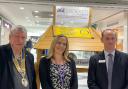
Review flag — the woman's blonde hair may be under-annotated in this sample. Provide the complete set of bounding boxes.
[47,34,70,61]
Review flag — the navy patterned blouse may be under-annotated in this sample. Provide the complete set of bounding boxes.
[50,62,72,89]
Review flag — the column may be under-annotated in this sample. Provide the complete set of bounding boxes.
[123,11,128,53]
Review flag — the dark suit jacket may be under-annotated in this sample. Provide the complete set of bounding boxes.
[0,44,37,89]
[87,50,128,89]
[39,57,78,89]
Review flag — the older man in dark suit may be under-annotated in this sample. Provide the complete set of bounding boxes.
[0,25,37,89]
[87,29,128,89]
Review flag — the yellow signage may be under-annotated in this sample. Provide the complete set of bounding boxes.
[54,26,94,38]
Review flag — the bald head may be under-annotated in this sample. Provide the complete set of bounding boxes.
[101,29,117,39]
[101,29,117,52]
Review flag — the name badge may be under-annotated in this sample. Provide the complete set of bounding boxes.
[99,60,106,63]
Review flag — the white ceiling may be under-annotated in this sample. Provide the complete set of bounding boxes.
[0,0,128,5]
[0,3,53,36]
[0,2,126,36]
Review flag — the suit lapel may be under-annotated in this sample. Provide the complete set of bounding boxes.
[111,50,121,85]
[6,44,14,88]
[113,50,121,70]
[99,51,108,82]
[112,50,120,71]
[25,51,32,88]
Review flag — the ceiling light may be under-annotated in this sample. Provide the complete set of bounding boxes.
[35,16,39,18]
[20,7,24,10]
[25,17,29,19]
[36,21,39,23]
[34,11,39,13]
[50,14,53,17]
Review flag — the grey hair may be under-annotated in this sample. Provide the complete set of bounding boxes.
[10,25,27,36]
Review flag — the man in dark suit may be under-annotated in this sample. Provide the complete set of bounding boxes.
[87,29,128,89]
[0,25,37,89]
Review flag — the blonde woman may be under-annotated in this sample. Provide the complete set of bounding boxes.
[39,35,78,89]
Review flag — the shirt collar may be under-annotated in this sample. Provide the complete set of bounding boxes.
[104,50,115,57]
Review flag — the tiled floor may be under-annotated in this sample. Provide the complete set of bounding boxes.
[78,72,88,89]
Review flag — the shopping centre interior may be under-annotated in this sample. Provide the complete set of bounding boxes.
[0,0,128,89]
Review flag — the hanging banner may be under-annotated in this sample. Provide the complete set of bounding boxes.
[53,26,94,38]
[55,6,90,27]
